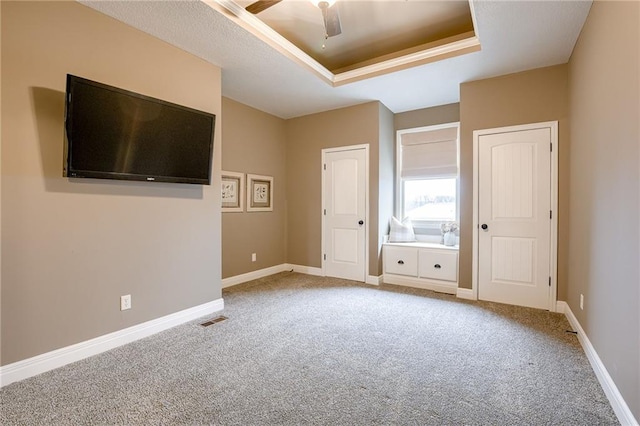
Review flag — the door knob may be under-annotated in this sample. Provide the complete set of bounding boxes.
[481,224,488,230]
[358,220,364,225]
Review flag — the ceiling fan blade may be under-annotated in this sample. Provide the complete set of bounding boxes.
[322,5,342,37]
[245,0,282,14]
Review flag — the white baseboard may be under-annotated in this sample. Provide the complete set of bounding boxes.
[456,287,475,300]
[555,300,568,314]
[222,264,291,288]
[366,275,383,285]
[0,298,224,388]
[225,263,370,289]
[223,264,380,287]
[286,263,323,276]
[563,303,638,426]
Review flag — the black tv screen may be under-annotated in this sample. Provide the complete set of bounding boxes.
[64,74,215,185]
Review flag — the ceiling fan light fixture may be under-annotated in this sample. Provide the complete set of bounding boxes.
[310,0,336,9]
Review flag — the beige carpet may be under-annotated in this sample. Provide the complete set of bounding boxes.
[0,272,618,425]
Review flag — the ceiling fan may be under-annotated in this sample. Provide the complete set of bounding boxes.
[245,0,342,38]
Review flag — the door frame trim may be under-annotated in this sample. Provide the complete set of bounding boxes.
[472,121,559,311]
[321,144,370,281]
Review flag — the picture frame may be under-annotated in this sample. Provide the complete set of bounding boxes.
[221,171,244,212]
[246,174,273,212]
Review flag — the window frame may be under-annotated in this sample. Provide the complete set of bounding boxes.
[396,122,460,231]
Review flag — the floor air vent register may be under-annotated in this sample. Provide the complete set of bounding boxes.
[200,316,228,327]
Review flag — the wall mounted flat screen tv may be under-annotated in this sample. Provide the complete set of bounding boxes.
[64,74,215,185]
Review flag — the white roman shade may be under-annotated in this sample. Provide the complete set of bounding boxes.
[400,127,458,179]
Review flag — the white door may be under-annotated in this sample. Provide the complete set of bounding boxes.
[477,127,553,310]
[323,146,367,282]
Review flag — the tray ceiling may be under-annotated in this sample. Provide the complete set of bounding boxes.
[80,0,593,119]
[235,0,475,72]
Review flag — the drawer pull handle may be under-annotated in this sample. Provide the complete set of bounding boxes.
[434,264,441,269]
[397,260,404,265]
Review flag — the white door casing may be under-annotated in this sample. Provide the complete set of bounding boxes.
[472,122,558,311]
[322,145,368,282]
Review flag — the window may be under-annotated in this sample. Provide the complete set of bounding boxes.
[403,178,457,221]
[397,124,459,229]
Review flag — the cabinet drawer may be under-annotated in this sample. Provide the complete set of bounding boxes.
[419,250,458,282]
[384,246,418,277]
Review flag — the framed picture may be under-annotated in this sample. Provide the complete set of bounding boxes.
[221,171,244,212]
[247,174,273,212]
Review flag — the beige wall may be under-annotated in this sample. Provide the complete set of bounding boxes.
[221,98,287,278]
[221,99,393,278]
[1,1,222,365]
[567,0,639,419]
[285,102,381,275]
[222,100,457,279]
[222,100,455,279]
[0,0,3,362]
[377,103,395,275]
[459,65,569,298]
[394,103,460,131]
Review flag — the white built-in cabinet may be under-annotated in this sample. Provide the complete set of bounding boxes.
[383,243,458,294]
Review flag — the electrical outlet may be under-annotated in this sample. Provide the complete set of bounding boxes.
[121,294,132,311]
[252,253,256,262]
[580,294,584,310]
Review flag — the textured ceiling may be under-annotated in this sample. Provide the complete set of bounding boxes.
[81,0,592,119]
